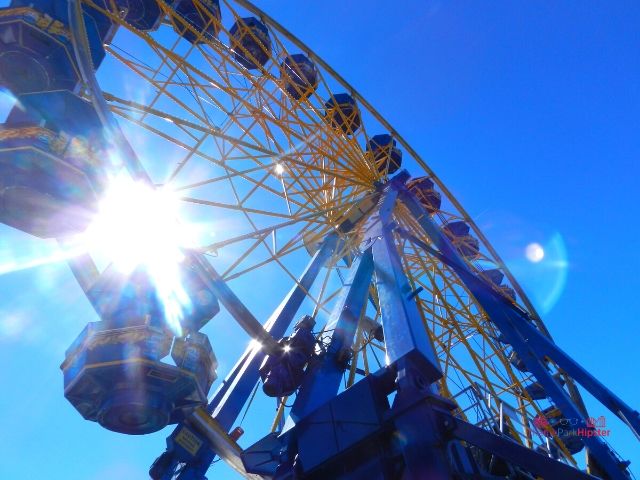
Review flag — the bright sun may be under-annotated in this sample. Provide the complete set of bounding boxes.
[82,175,196,335]
[83,175,190,272]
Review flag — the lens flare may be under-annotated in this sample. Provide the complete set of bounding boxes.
[512,234,568,314]
[82,175,197,335]
[0,243,84,277]
[0,312,27,340]
[525,242,545,263]
[478,211,569,315]
[0,88,17,123]
[535,233,569,314]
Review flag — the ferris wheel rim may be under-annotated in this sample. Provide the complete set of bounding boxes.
[81,0,544,327]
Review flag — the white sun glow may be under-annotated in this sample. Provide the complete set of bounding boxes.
[82,175,196,335]
[525,242,545,263]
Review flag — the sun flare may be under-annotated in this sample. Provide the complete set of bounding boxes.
[82,175,198,335]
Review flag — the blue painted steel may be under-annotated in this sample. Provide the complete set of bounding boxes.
[67,0,152,185]
[406,176,442,214]
[151,424,211,479]
[441,408,598,480]
[152,234,338,479]
[365,187,450,478]
[242,363,452,479]
[63,251,100,292]
[398,181,635,479]
[7,0,112,69]
[196,256,282,355]
[366,187,442,380]
[242,181,611,480]
[292,372,388,475]
[524,324,640,435]
[285,247,374,425]
[243,251,374,473]
[260,315,317,397]
[209,234,338,427]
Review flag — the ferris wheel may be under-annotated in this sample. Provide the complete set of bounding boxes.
[0,0,637,479]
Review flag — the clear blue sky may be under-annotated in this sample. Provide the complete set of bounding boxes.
[0,1,639,478]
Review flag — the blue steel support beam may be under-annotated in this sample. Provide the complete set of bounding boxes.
[398,184,634,479]
[367,187,442,382]
[367,186,452,479]
[209,233,338,428]
[157,234,338,479]
[63,252,100,294]
[518,322,640,437]
[285,246,375,425]
[194,258,281,354]
[398,184,640,437]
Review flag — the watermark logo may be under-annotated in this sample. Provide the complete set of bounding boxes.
[533,414,611,438]
[586,416,606,428]
[533,414,553,436]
